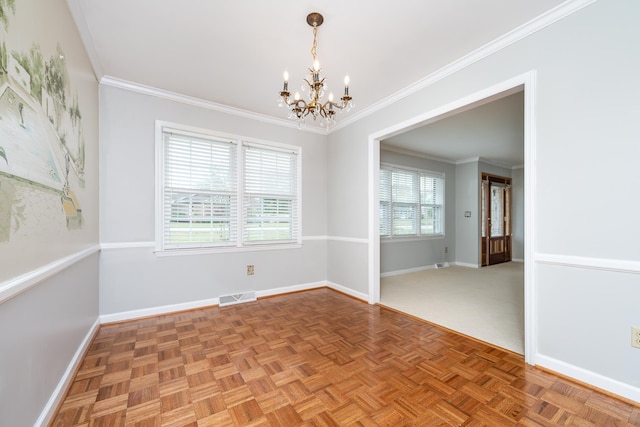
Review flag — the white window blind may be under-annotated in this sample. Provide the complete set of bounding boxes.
[380,164,444,238]
[243,143,298,244]
[420,174,444,235]
[163,132,237,249]
[392,169,419,236]
[158,124,300,251]
[379,168,392,237]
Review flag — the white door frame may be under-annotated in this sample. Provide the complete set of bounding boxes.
[367,71,537,363]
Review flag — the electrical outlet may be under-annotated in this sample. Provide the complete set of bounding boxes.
[444,247,448,254]
[247,265,254,276]
[632,327,640,349]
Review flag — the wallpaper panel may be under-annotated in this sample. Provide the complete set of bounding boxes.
[0,0,98,282]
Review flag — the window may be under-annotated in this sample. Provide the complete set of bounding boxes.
[157,123,300,252]
[380,164,444,238]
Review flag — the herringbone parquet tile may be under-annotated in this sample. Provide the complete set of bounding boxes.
[51,289,640,426]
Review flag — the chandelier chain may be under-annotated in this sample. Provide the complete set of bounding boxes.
[311,25,318,61]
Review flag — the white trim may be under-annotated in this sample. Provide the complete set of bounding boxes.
[381,235,445,244]
[523,70,537,364]
[154,243,303,257]
[327,236,369,244]
[302,235,328,241]
[381,265,436,278]
[535,253,640,275]
[65,0,104,80]
[101,238,329,251]
[101,241,155,250]
[35,318,100,427]
[155,120,166,253]
[102,76,328,134]
[100,297,221,324]
[381,145,456,165]
[0,245,100,304]
[99,281,329,323]
[368,138,381,304]
[535,354,640,403]
[331,0,596,133]
[327,282,369,302]
[368,71,537,364]
[451,262,480,269]
[470,156,516,170]
[381,162,446,178]
[255,281,326,298]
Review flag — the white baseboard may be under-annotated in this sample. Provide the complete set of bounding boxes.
[255,281,326,298]
[100,297,220,324]
[380,265,436,278]
[452,261,480,268]
[535,354,640,403]
[35,318,101,427]
[327,281,369,302]
[100,281,331,324]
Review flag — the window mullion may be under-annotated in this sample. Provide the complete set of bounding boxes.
[236,140,244,248]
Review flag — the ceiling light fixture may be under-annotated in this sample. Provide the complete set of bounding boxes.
[278,12,354,128]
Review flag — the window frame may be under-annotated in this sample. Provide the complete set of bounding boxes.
[155,121,302,255]
[380,162,445,240]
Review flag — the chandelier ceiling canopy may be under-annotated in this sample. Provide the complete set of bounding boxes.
[278,12,354,128]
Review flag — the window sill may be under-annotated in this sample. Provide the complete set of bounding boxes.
[381,235,444,244]
[154,242,302,257]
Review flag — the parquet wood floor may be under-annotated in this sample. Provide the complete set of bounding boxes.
[51,289,640,426]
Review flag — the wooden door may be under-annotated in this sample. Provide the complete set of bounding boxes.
[481,173,512,266]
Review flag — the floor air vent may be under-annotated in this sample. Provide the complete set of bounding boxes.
[435,262,450,269]
[219,291,257,307]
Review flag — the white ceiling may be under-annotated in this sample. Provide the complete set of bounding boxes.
[69,0,566,162]
[382,90,524,168]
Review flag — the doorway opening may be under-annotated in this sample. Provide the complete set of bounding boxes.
[368,72,536,362]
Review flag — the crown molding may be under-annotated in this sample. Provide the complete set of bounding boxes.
[329,0,597,133]
[473,156,518,170]
[65,0,104,81]
[99,76,329,135]
[381,144,457,165]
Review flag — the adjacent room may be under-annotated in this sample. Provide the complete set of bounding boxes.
[1,0,639,426]
[378,90,526,354]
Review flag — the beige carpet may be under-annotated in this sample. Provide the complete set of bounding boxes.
[380,262,524,354]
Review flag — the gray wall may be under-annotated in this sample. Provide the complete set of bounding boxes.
[328,0,640,399]
[511,167,525,261]
[0,0,100,425]
[454,161,479,266]
[0,253,99,426]
[99,85,329,315]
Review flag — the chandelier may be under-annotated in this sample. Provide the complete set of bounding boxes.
[278,12,354,128]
